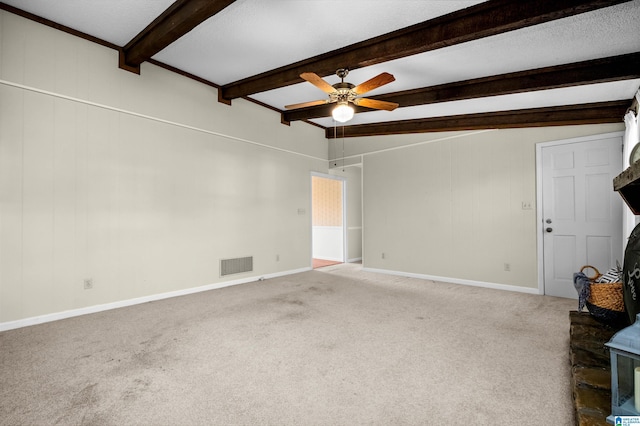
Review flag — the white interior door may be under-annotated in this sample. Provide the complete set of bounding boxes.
[540,135,623,298]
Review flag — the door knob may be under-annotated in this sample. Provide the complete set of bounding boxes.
[546,227,553,233]
[546,219,552,224]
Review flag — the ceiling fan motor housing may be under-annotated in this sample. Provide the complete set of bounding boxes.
[331,82,356,103]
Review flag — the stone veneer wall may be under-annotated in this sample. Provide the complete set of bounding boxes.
[570,311,620,425]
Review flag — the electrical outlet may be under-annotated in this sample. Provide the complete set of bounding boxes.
[381,252,386,259]
[504,263,511,272]
[84,279,93,290]
[276,254,280,261]
[521,201,533,210]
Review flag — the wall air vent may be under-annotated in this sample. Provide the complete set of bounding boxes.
[220,256,253,277]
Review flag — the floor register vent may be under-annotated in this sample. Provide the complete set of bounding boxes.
[220,256,253,276]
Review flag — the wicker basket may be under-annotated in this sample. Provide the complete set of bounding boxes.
[580,265,625,312]
[580,265,627,327]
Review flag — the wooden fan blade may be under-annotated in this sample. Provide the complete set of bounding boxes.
[284,99,328,110]
[352,72,395,95]
[300,72,336,94]
[355,98,399,111]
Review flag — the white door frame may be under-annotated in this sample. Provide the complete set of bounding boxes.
[310,172,347,265]
[535,131,624,295]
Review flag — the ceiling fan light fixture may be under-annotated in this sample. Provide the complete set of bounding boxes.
[332,102,354,123]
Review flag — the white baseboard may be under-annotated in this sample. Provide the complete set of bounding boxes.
[348,257,363,263]
[0,267,311,332]
[362,267,541,295]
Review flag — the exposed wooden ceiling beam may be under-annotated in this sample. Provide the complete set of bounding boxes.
[119,0,237,74]
[284,53,640,122]
[220,0,632,101]
[325,101,629,138]
[283,104,376,122]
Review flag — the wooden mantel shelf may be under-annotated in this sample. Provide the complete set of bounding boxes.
[614,161,640,214]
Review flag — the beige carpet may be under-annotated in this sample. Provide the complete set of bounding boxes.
[0,263,576,425]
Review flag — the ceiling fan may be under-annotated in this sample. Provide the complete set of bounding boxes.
[285,69,399,123]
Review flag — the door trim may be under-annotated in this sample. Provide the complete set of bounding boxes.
[535,131,624,295]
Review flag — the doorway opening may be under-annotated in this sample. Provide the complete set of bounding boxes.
[311,173,346,269]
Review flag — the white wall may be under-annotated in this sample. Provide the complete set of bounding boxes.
[354,124,624,290]
[0,11,328,326]
[312,227,344,261]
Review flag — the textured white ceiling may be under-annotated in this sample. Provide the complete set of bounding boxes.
[2,0,175,46]
[3,0,640,131]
